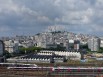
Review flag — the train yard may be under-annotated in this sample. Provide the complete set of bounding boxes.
[1,63,103,77]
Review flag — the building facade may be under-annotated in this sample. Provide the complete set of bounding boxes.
[4,40,19,53]
[74,40,80,51]
[99,37,103,47]
[0,40,4,56]
[88,37,100,51]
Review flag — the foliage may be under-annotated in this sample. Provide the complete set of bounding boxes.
[51,31,62,34]
[18,47,25,54]
[98,47,103,53]
[3,50,12,58]
[18,46,42,54]
[43,45,66,51]
[80,44,88,49]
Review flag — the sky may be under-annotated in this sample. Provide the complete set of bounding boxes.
[0,0,103,37]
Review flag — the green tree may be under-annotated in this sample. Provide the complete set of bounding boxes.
[3,50,12,58]
[19,46,42,54]
[19,47,26,54]
[98,47,103,53]
[80,44,88,49]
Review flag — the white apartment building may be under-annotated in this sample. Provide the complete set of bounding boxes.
[99,37,103,47]
[88,37,100,51]
[4,40,19,53]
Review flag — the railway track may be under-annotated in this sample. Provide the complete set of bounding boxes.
[1,66,103,77]
[0,66,49,77]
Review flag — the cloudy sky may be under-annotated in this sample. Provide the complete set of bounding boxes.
[0,0,103,37]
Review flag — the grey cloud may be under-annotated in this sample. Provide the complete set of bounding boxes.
[0,0,103,36]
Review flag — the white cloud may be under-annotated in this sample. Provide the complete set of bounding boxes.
[0,0,103,36]
[0,0,39,18]
[54,0,61,6]
[37,16,50,22]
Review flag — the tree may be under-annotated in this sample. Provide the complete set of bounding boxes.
[19,47,26,54]
[18,46,42,54]
[80,44,88,49]
[43,45,66,51]
[98,47,103,53]
[3,50,12,58]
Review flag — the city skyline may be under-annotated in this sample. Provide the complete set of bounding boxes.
[0,0,103,37]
